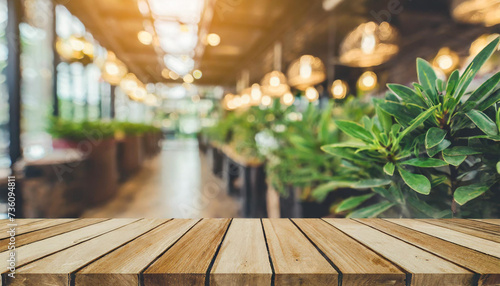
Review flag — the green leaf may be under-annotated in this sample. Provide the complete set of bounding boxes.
[464,71,500,110]
[401,158,448,168]
[376,105,392,133]
[395,105,439,145]
[321,145,365,162]
[477,88,500,111]
[351,179,392,189]
[384,162,395,175]
[336,194,375,213]
[456,37,500,101]
[443,153,466,167]
[425,127,447,149]
[445,70,459,97]
[466,110,499,136]
[427,139,451,157]
[387,84,427,107]
[388,185,405,204]
[377,100,421,126]
[443,146,481,156]
[311,181,355,202]
[417,58,438,104]
[347,201,395,218]
[398,167,431,195]
[454,183,490,205]
[335,120,374,143]
[497,161,500,174]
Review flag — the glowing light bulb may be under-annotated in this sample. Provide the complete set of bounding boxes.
[282,92,295,106]
[270,76,280,87]
[261,95,272,106]
[331,79,348,99]
[207,33,221,46]
[305,87,319,102]
[138,31,153,45]
[193,69,202,79]
[358,71,377,91]
[105,62,120,76]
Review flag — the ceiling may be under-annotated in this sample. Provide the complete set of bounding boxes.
[63,0,500,89]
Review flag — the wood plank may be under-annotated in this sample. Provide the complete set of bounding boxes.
[358,219,500,286]
[210,219,272,286]
[0,218,138,273]
[76,219,199,286]
[473,219,500,227]
[446,219,500,234]
[422,219,500,243]
[0,219,77,239]
[262,219,338,286]
[324,219,473,286]
[143,218,231,285]
[0,219,107,250]
[293,219,406,286]
[9,219,167,286]
[387,219,500,259]
[0,219,44,235]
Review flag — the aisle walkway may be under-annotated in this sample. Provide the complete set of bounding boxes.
[82,139,240,218]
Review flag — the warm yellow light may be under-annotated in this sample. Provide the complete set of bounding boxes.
[193,69,202,79]
[331,79,348,99]
[68,36,85,51]
[270,75,280,87]
[130,86,147,101]
[437,55,453,70]
[183,74,194,83]
[161,69,170,79]
[251,83,262,102]
[207,33,221,46]
[169,71,180,80]
[105,62,120,76]
[261,95,272,106]
[241,94,251,105]
[432,47,459,74]
[358,71,378,91]
[281,92,295,106]
[83,42,94,57]
[305,87,319,102]
[138,31,153,45]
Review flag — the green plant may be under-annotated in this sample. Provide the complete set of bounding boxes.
[47,118,115,141]
[266,96,374,199]
[322,37,500,218]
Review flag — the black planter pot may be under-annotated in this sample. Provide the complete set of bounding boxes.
[279,186,339,218]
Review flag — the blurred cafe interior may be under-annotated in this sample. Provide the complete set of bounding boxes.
[1,0,500,219]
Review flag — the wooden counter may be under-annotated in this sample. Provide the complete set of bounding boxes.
[1,218,500,285]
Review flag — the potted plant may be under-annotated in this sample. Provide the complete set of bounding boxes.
[321,37,500,218]
[48,118,119,205]
[114,122,146,179]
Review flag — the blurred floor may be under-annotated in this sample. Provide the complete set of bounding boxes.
[82,139,241,218]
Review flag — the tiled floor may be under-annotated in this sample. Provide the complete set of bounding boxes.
[82,139,241,218]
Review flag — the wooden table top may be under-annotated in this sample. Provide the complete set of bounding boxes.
[2,218,500,286]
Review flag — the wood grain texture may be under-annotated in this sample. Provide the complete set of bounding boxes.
[0,219,138,273]
[473,219,500,226]
[143,218,230,286]
[76,219,198,286]
[0,219,43,232]
[447,219,500,234]
[324,219,473,286]
[263,219,338,286]
[0,219,76,239]
[422,219,500,243]
[387,219,500,259]
[359,219,500,286]
[210,219,272,286]
[0,219,107,250]
[9,219,166,286]
[293,219,406,286]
